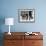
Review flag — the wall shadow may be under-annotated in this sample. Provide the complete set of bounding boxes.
[0,16,5,46]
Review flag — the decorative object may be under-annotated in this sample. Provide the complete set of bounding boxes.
[5,18,14,35]
[25,32,38,35]
[18,9,35,23]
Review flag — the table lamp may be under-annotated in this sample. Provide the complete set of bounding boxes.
[5,18,14,35]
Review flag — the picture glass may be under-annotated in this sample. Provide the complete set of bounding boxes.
[18,9,35,23]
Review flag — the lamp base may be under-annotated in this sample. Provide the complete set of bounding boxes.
[8,32,11,35]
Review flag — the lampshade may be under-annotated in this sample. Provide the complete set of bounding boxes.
[5,18,14,25]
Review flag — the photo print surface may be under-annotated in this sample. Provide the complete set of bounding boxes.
[18,9,35,23]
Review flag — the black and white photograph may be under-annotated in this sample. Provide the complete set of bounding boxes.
[18,9,35,23]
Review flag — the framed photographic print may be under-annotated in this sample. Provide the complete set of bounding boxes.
[18,9,35,23]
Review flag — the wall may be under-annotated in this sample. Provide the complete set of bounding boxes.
[0,0,46,46]
[0,0,46,33]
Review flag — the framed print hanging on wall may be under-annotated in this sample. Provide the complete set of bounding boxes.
[18,9,35,23]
